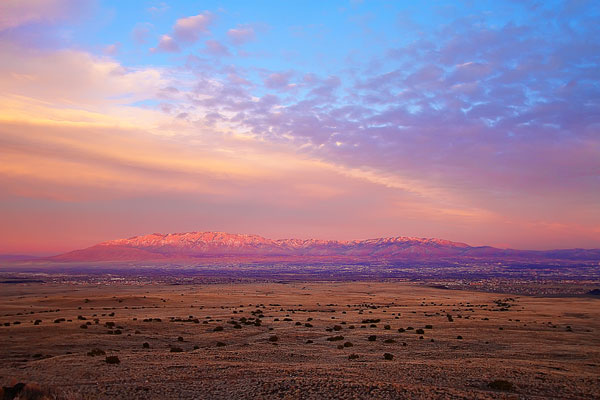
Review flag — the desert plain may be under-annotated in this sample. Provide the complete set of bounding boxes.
[1,280,599,399]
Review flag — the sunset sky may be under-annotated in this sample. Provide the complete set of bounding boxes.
[0,0,599,254]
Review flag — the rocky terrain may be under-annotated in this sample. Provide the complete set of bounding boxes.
[1,281,599,399]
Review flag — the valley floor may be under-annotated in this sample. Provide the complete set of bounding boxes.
[0,281,599,399]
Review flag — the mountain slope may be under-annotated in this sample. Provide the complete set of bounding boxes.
[49,231,600,262]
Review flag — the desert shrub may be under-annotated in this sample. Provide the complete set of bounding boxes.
[343,341,353,347]
[268,335,279,342]
[348,353,359,360]
[233,324,242,329]
[349,325,355,329]
[447,314,454,322]
[398,328,405,333]
[304,323,313,327]
[488,380,514,391]
[80,324,88,329]
[105,355,120,364]
[283,318,292,321]
[416,328,424,334]
[384,325,391,330]
[369,324,377,328]
[406,326,414,330]
[383,353,394,360]
[2,382,64,400]
[306,340,314,344]
[384,338,395,343]
[326,335,344,341]
[170,347,183,352]
[53,318,65,323]
[337,344,344,349]
[87,348,105,357]
[295,322,302,326]
[457,335,463,339]
[402,342,407,346]
[77,315,86,320]
[34,320,41,325]
[216,342,226,347]
[333,325,342,331]
[425,324,433,329]
[367,335,377,341]
[213,326,224,332]
[142,342,150,348]
[178,336,184,342]
[193,345,199,350]
[361,319,380,324]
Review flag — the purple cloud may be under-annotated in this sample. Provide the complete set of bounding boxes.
[203,39,230,56]
[264,72,293,90]
[132,23,153,45]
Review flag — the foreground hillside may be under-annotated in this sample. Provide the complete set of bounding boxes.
[50,231,600,262]
[0,281,598,399]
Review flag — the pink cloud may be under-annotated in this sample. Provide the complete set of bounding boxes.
[0,0,89,31]
[103,42,120,56]
[227,26,255,45]
[151,34,179,53]
[173,12,213,43]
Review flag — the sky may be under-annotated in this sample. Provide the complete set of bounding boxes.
[0,0,599,254]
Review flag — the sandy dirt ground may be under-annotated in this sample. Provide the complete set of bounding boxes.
[1,281,599,399]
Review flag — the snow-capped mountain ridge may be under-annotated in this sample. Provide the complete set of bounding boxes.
[51,231,600,262]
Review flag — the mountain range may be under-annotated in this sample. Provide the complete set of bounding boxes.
[49,231,600,263]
